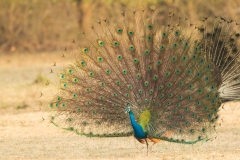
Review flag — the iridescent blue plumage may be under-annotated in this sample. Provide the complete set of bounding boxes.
[126,107,152,154]
[126,108,147,139]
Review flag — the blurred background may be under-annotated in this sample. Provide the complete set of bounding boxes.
[1,0,240,53]
[0,1,240,159]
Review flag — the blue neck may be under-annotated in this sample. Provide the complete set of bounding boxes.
[128,111,147,139]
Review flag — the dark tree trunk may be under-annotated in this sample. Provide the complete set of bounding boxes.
[75,0,84,30]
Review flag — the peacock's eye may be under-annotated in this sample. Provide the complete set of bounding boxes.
[125,107,131,113]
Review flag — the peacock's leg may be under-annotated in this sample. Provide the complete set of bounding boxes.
[149,142,156,151]
[144,138,149,155]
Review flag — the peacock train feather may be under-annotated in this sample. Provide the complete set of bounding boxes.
[48,9,240,153]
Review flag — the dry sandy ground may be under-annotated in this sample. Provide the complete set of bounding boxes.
[0,53,240,160]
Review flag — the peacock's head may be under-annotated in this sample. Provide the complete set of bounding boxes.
[125,107,131,113]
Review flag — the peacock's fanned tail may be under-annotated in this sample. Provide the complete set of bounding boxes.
[49,9,240,144]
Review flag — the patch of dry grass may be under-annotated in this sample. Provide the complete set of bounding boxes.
[0,0,78,52]
[0,0,240,53]
[0,52,65,113]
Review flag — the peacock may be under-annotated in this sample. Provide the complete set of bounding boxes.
[48,9,240,154]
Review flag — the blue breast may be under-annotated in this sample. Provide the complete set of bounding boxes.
[129,111,147,139]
